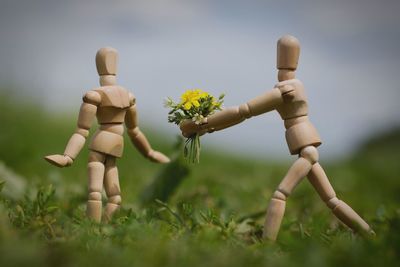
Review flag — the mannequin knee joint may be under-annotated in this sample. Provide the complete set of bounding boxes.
[326,197,340,209]
[272,190,287,201]
[88,192,102,201]
[108,195,122,205]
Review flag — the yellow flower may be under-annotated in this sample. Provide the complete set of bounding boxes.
[197,89,209,99]
[180,89,209,110]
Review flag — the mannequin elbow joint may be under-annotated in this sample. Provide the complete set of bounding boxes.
[128,127,140,138]
[239,104,252,119]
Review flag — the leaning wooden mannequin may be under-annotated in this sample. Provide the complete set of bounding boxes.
[45,47,170,222]
[180,35,374,241]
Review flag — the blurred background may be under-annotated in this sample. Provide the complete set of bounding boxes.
[1,0,400,159]
[1,1,400,267]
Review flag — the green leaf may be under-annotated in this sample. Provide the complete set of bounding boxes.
[46,206,59,213]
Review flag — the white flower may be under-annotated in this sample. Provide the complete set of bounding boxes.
[163,97,174,108]
[192,113,205,125]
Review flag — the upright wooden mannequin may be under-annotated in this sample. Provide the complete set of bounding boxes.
[45,47,170,222]
[180,35,374,240]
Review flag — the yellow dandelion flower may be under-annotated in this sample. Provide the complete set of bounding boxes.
[196,89,209,99]
[180,89,204,110]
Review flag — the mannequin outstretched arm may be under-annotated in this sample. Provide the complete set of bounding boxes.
[181,87,283,137]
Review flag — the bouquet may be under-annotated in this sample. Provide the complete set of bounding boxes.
[165,89,224,163]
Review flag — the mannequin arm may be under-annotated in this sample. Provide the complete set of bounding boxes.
[125,99,170,163]
[45,91,100,167]
[181,87,283,137]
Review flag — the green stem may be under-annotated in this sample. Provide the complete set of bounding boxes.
[183,134,201,164]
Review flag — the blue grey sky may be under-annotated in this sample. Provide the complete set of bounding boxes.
[1,0,399,159]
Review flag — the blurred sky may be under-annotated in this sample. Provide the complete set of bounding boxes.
[1,0,399,160]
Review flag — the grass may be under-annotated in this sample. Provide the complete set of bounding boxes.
[0,92,399,267]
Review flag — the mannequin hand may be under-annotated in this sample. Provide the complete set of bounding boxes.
[44,154,73,168]
[179,119,208,138]
[148,150,170,163]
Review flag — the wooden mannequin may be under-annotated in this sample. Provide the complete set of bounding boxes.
[45,47,170,222]
[180,35,374,241]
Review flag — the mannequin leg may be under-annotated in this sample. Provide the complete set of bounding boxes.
[103,156,122,222]
[87,151,106,222]
[263,157,313,240]
[307,163,373,234]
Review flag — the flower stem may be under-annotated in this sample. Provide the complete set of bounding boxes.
[183,133,201,164]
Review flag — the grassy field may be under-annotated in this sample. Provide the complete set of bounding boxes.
[0,93,399,267]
